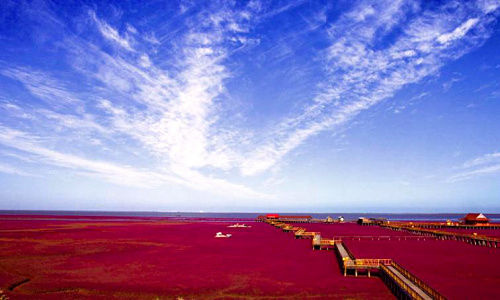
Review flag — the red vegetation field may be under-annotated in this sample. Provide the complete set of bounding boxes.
[343,232,500,299]
[299,223,416,238]
[0,216,393,299]
[436,227,500,238]
[289,222,500,299]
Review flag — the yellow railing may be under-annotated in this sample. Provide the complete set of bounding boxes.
[319,239,340,245]
[381,223,500,244]
[313,237,342,248]
[340,241,356,259]
[381,264,429,300]
[390,261,446,300]
[354,258,392,267]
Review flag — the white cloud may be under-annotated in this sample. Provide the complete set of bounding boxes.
[448,152,500,182]
[0,68,79,107]
[139,54,152,68]
[90,10,134,51]
[0,126,268,198]
[437,18,479,44]
[392,49,417,59]
[463,152,500,168]
[37,109,109,133]
[237,0,499,176]
[1,1,499,203]
[478,0,500,14]
[448,164,500,182]
[0,162,32,177]
[0,4,272,199]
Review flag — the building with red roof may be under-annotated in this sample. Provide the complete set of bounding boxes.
[462,213,490,225]
[277,215,312,222]
[257,214,312,222]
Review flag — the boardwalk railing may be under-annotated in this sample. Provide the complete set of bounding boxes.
[381,223,500,248]
[295,230,318,239]
[390,261,445,300]
[346,258,392,268]
[264,219,448,299]
[312,236,342,250]
[381,264,430,300]
[386,221,500,230]
[330,235,434,240]
[257,216,344,223]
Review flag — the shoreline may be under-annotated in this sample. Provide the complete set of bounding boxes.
[1,210,499,222]
[0,215,498,299]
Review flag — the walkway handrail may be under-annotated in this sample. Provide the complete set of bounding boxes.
[390,261,446,300]
[387,221,500,229]
[353,258,392,267]
[299,231,318,236]
[340,241,356,259]
[381,264,430,300]
[330,235,434,239]
[381,223,500,244]
[264,219,448,298]
[319,239,341,245]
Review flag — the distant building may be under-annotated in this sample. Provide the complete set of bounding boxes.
[265,214,280,219]
[357,217,371,225]
[278,215,312,222]
[256,214,312,222]
[462,213,490,225]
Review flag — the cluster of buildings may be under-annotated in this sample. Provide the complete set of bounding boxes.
[257,214,345,223]
[357,213,491,226]
[462,213,489,225]
[258,213,492,226]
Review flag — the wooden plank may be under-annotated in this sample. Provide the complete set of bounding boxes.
[385,265,432,300]
[335,242,351,260]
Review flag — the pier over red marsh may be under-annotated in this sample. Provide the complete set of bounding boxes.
[0,216,392,299]
[298,222,417,238]
[345,234,500,299]
[274,220,500,299]
[435,227,500,238]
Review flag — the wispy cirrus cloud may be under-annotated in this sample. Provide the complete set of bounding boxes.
[448,152,500,182]
[0,126,269,198]
[79,5,252,180]
[0,1,273,199]
[0,68,80,107]
[238,0,500,176]
[0,162,33,177]
[0,0,499,205]
[437,18,480,44]
[90,10,134,51]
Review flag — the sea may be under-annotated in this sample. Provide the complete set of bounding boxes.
[1,210,499,222]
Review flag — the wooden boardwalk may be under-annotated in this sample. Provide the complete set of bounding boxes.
[312,234,340,250]
[328,235,434,240]
[263,218,445,300]
[335,241,353,261]
[381,223,500,248]
[389,221,500,230]
[382,265,432,300]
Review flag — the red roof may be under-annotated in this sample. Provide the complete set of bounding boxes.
[265,214,280,218]
[463,213,489,221]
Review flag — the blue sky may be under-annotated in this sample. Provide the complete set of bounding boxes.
[0,0,499,212]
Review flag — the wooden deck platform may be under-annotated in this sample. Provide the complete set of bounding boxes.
[382,265,432,300]
[312,235,341,250]
[381,223,500,248]
[264,219,446,299]
[389,221,500,230]
[328,235,434,241]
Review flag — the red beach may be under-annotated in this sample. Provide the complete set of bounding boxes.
[0,215,393,299]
